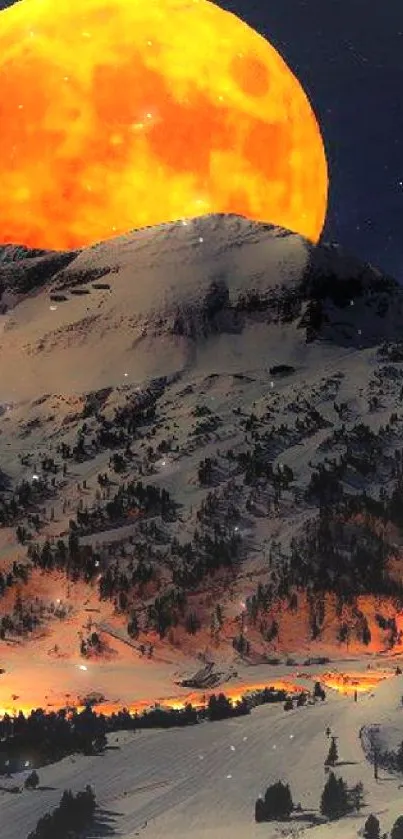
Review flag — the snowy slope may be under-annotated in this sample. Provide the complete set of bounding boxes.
[0,212,400,402]
[0,215,312,400]
[2,682,403,839]
[2,214,403,838]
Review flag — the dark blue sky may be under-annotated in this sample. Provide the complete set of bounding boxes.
[219,0,403,280]
[1,0,403,279]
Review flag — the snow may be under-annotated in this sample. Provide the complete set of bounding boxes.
[0,214,311,401]
[2,680,403,839]
[1,213,403,835]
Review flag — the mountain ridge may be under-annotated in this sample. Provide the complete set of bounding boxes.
[0,213,401,389]
[1,212,403,722]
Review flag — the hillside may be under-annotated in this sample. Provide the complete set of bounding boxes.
[3,676,403,839]
[1,212,403,723]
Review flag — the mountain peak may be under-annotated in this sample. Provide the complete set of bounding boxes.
[0,213,399,401]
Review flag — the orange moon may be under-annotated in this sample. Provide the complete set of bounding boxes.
[0,0,328,250]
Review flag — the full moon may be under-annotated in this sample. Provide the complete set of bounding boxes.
[0,0,328,250]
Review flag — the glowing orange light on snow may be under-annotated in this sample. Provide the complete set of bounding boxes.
[0,0,328,250]
[0,680,303,720]
[319,670,394,696]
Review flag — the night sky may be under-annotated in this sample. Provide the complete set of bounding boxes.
[219,0,403,281]
[1,0,402,279]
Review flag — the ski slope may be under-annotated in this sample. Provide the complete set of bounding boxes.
[3,677,403,839]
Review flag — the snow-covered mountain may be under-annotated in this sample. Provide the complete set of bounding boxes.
[2,214,403,837]
[0,213,400,400]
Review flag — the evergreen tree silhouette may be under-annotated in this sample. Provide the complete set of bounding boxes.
[325,736,338,766]
[391,815,403,839]
[320,772,349,819]
[255,797,265,823]
[363,813,381,839]
[24,769,39,789]
[254,781,293,821]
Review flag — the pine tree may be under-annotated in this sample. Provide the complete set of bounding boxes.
[24,769,39,789]
[325,736,338,766]
[93,732,107,753]
[347,780,364,812]
[216,604,223,628]
[363,814,381,839]
[395,740,403,771]
[314,681,326,700]
[391,815,403,839]
[127,614,139,639]
[255,797,265,822]
[185,611,201,635]
[256,780,293,820]
[320,772,349,820]
[362,620,372,646]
